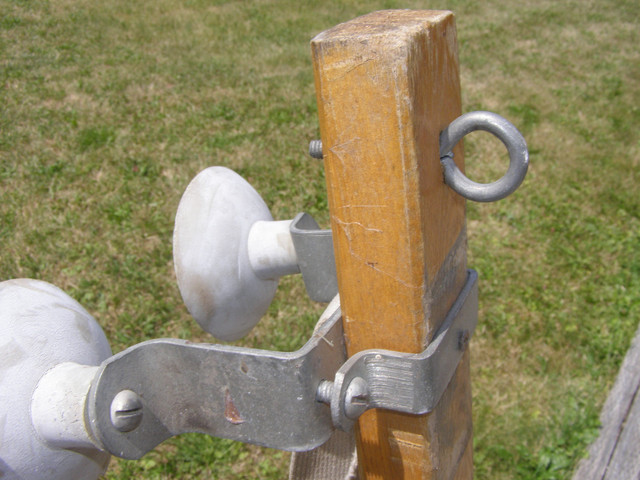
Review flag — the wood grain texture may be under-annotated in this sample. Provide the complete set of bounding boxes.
[573,325,640,480]
[311,10,471,479]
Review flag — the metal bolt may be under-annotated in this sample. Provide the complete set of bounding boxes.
[316,380,334,404]
[309,140,323,159]
[110,390,143,432]
[343,377,369,420]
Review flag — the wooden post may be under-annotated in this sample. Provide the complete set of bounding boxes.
[311,10,472,479]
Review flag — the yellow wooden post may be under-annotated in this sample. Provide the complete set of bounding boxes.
[311,10,472,479]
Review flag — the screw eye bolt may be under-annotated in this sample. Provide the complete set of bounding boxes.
[439,111,529,202]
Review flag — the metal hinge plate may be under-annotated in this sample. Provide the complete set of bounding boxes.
[87,270,478,459]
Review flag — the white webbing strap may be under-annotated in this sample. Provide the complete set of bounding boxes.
[289,430,358,480]
[289,296,359,479]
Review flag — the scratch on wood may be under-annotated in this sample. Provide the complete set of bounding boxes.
[332,217,383,234]
[328,137,361,169]
[339,204,387,209]
[366,261,423,291]
[325,57,375,82]
[388,429,425,458]
[339,244,422,291]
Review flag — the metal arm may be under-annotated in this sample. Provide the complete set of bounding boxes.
[84,271,477,459]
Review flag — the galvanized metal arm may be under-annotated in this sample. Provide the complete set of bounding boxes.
[86,270,478,459]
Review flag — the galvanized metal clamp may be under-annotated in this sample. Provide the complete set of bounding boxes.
[86,270,478,459]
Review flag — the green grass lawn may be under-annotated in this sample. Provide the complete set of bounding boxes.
[1,0,639,478]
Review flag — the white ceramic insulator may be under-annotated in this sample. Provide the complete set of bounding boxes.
[248,219,300,280]
[31,362,100,450]
[173,166,279,341]
[0,279,112,480]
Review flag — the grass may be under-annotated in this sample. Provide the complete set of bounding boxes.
[1,0,639,478]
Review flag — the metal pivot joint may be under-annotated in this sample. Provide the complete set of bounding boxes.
[318,269,478,431]
[86,270,478,459]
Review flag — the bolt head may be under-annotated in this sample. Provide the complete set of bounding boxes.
[110,390,143,433]
[344,377,369,420]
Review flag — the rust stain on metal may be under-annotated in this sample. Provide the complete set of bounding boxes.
[224,388,245,425]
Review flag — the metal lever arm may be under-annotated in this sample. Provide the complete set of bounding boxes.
[87,272,478,459]
[86,299,346,459]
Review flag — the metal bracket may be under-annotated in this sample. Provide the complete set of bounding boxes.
[290,213,337,303]
[87,271,477,459]
[318,269,478,431]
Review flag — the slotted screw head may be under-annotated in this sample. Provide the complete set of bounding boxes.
[110,390,143,432]
[344,377,369,420]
